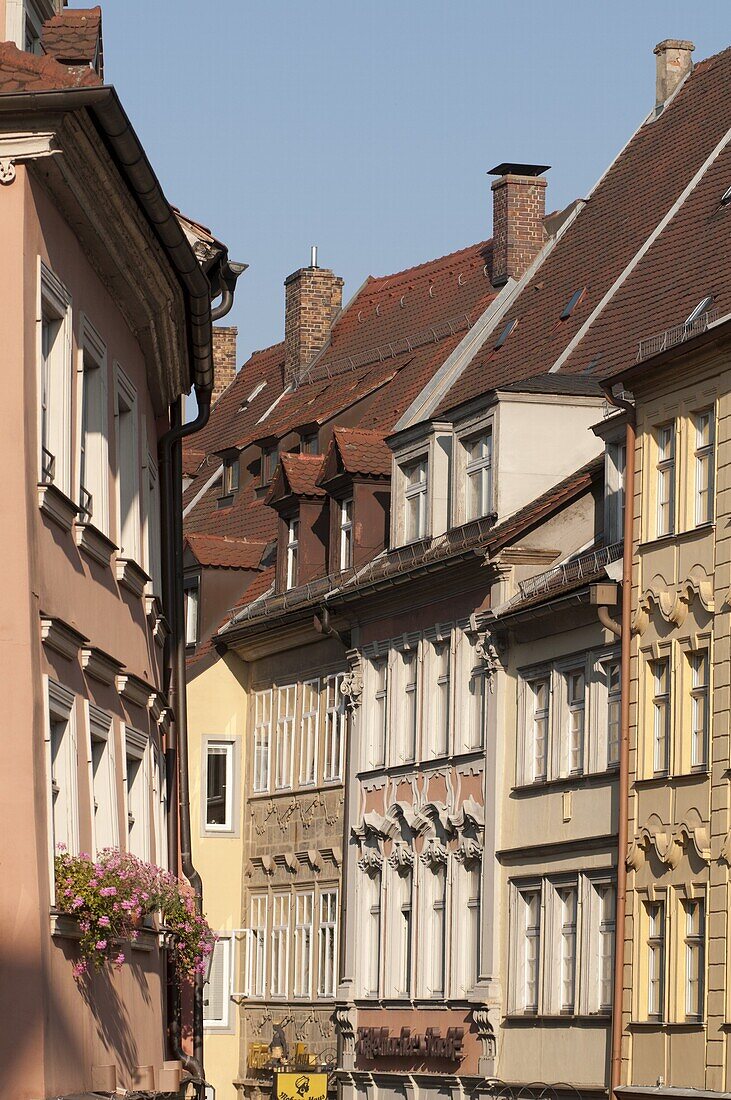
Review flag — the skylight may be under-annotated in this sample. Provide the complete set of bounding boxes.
[560,288,585,320]
[494,317,518,350]
[685,295,714,326]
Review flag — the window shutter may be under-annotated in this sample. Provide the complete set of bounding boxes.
[204,938,228,1024]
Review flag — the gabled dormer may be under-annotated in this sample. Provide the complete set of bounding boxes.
[265,453,328,591]
[318,427,392,573]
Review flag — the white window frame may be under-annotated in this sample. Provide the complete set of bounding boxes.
[402,455,428,543]
[247,895,268,998]
[77,315,109,533]
[652,657,671,776]
[123,726,150,860]
[274,685,296,790]
[293,892,314,999]
[464,429,494,521]
[205,740,234,832]
[684,897,705,1021]
[114,364,141,562]
[515,884,542,1015]
[391,645,419,765]
[45,678,80,881]
[317,889,338,998]
[38,262,73,496]
[585,878,615,1015]
[86,703,118,856]
[339,497,354,570]
[360,866,382,998]
[453,856,481,995]
[152,744,168,869]
[323,673,346,782]
[555,882,578,1014]
[286,516,299,589]
[605,439,626,545]
[204,934,233,1029]
[253,690,272,793]
[690,648,709,770]
[387,865,413,999]
[462,630,486,752]
[420,861,447,999]
[270,893,290,998]
[655,422,675,537]
[144,450,162,597]
[184,577,200,647]
[605,658,621,770]
[366,656,388,769]
[646,899,666,1021]
[425,635,451,759]
[520,674,550,784]
[693,409,715,526]
[564,666,586,777]
[299,679,320,786]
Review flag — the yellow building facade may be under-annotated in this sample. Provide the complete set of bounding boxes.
[618,320,731,1096]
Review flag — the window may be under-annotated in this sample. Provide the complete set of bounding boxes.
[455,860,481,994]
[690,649,709,769]
[286,517,299,589]
[339,497,354,570]
[684,898,705,1020]
[464,634,486,751]
[270,894,290,997]
[39,265,72,494]
[465,431,493,520]
[685,295,713,327]
[652,658,671,775]
[431,639,451,757]
[184,578,200,647]
[46,680,79,860]
[494,317,518,350]
[318,890,338,997]
[206,741,234,830]
[293,893,314,998]
[301,433,319,455]
[391,868,412,997]
[526,678,549,783]
[262,444,279,485]
[404,457,428,542]
[115,367,141,561]
[87,706,117,855]
[606,661,621,769]
[560,288,585,320]
[274,685,295,789]
[145,454,162,596]
[423,864,447,998]
[519,888,541,1014]
[396,649,418,764]
[565,669,586,775]
[248,895,267,997]
[605,440,626,544]
[592,882,615,1013]
[125,729,149,860]
[324,674,346,782]
[78,322,108,531]
[24,0,44,52]
[299,680,320,786]
[656,423,675,537]
[204,936,232,1028]
[222,454,240,495]
[369,657,388,768]
[557,885,578,1013]
[694,409,715,525]
[646,901,666,1020]
[152,746,168,869]
[253,690,272,793]
[362,868,381,997]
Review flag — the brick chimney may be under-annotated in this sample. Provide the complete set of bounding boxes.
[284,253,343,385]
[489,163,550,287]
[654,39,694,108]
[211,325,237,404]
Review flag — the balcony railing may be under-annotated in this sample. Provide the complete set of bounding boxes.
[515,540,623,602]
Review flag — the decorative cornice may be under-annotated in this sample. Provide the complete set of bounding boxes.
[115,672,153,709]
[634,566,714,635]
[357,849,383,874]
[387,842,414,871]
[454,838,483,866]
[38,482,79,533]
[627,813,710,871]
[75,521,117,567]
[116,557,151,599]
[0,131,59,187]
[41,615,88,661]
[447,796,485,832]
[81,645,124,686]
[419,838,448,869]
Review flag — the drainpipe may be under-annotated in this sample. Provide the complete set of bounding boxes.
[158,259,243,1084]
[601,382,636,1098]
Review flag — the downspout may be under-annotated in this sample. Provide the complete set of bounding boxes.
[159,259,242,1083]
[601,382,636,1098]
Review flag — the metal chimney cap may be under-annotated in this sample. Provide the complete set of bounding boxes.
[310,245,318,268]
[488,162,551,177]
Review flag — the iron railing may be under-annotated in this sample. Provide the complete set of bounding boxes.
[41,446,56,485]
[515,540,623,602]
[636,307,719,363]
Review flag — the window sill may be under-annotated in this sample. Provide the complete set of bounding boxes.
[634,770,709,787]
[145,594,170,648]
[116,556,151,598]
[50,911,160,953]
[628,1020,705,1031]
[512,769,618,794]
[504,1012,611,1024]
[639,524,715,551]
[75,520,117,567]
[38,482,79,533]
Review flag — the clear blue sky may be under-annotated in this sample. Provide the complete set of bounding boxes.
[95,1,729,369]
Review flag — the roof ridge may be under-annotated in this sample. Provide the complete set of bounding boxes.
[365,239,491,288]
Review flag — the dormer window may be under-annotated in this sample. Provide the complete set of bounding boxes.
[301,433,319,455]
[222,454,239,495]
[339,498,354,570]
[465,430,493,520]
[286,517,299,588]
[404,457,428,542]
[24,0,44,53]
[261,444,279,486]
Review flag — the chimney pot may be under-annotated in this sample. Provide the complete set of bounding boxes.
[488,164,550,286]
[654,39,694,108]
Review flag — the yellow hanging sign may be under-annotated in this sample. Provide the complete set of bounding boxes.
[275,1073,328,1100]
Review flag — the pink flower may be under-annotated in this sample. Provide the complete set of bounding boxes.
[95,939,107,951]
[114,951,125,968]
[99,886,117,897]
[72,960,87,978]
[98,916,111,928]
[71,896,84,909]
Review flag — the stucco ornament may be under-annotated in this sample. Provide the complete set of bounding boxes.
[387,842,415,871]
[340,670,363,709]
[419,838,448,868]
[720,832,731,867]
[333,1004,356,1055]
[632,570,712,635]
[472,1007,497,1074]
[0,158,16,185]
[475,631,503,692]
[357,848,384,874]
[454,837,484,866]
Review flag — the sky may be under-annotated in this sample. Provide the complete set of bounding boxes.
[94,1,730,373]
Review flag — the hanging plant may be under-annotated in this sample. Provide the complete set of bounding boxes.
[54,847,214,981]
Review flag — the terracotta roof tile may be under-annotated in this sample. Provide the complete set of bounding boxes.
[42,7,102,74]
[0,40,102,91]
[185,534,266,569]
[325,427,392,480]
[266,453,326,505]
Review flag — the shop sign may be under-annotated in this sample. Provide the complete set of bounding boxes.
[356,1026,464,1061]
[275,1072,328,1100]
